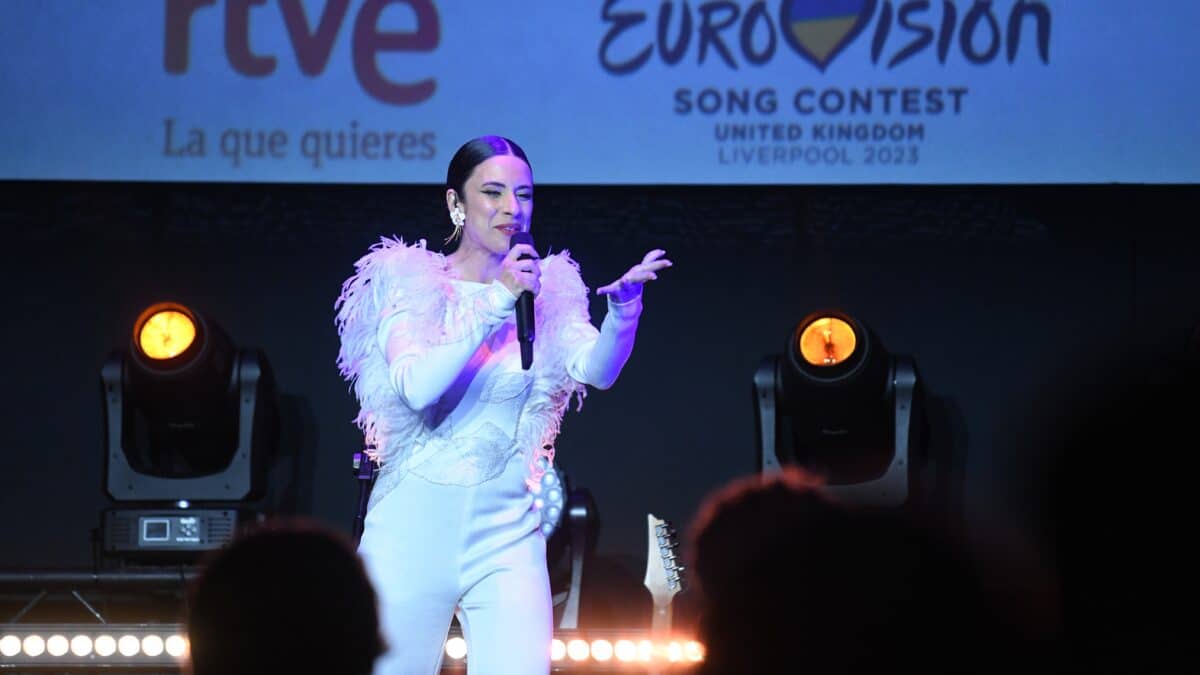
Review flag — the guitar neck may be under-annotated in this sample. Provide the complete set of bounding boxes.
[646,597,675,675]
[650,597,673,637]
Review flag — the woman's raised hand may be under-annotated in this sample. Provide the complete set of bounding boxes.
[596,249,672,304]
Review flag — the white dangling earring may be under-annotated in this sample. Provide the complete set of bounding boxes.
[446,208,465,244]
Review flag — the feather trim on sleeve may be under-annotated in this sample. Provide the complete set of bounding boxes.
[520,250,594,489]
[334,240,597,494]
[334,237,448,465]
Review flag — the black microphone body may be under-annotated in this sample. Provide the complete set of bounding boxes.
[509,231,536,370]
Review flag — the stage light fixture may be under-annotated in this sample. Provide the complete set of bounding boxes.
[542,466,599,633]
[753,310,927,506]
[0,626,186,669]
[100,301,285,564]
[437,631,707,668]
[0,599,706,670]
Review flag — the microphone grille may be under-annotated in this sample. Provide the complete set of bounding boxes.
[509,231,535,249]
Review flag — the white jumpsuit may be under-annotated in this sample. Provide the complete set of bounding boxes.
[355,275,641,675]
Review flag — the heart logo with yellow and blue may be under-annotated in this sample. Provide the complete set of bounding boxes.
[780,0,877,71]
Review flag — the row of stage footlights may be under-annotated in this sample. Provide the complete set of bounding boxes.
[1,627,704,668]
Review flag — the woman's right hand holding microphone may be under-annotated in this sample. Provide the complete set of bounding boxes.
[498,243,541,299]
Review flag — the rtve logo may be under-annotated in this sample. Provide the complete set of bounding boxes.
[164,0,440,105]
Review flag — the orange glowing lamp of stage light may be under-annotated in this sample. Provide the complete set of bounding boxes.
[138,309,196,360]
[798,317,857,366]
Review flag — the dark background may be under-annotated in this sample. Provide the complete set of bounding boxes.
[1,180,1196,628]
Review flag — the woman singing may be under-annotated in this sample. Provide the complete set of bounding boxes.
[335,135,670,674]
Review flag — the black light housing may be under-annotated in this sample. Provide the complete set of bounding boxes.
[754,310,927,506]
[121,302,239,479]
[100,301,284,563]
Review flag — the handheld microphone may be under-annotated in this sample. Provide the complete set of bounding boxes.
[509,231,536,370]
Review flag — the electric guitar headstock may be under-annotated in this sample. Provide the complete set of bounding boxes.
[643,513,684,619]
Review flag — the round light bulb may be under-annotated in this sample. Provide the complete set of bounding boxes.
[138,309,196,360]
[118,635,140,656]
[94,635,116,657]
[614,639,637,662]
[798,316,857,366]
[70,635,94,657]
[165,635,189,658]
[566,639,590,661]
[444,637,467,660]
[550,638,566,661]
[141,635,164,657]
[590,639,613,661]
[46,635,69,656]
[0,635,22,657]
[22,635,45,657]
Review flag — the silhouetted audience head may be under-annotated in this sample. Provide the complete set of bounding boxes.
[687,468,1014,675]
[1015,351,1199,673]
[186,518,384,675]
